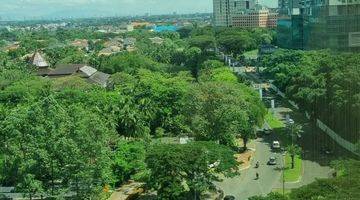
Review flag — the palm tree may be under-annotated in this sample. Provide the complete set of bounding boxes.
[286,144,301,169]
[288,123,303,144]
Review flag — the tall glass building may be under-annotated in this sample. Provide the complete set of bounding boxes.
[278,0,360,51]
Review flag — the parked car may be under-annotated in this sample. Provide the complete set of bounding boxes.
[267,156,277,165]
[321,147,334,155]
[272,141,281,149]
[224,195,236,200]
[287,118,294,125]
[264,128,272,135]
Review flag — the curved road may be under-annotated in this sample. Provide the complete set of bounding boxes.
[215,138,284,200]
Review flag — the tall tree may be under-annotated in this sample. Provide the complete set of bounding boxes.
[286,144,301,169]
[145,142,238,199]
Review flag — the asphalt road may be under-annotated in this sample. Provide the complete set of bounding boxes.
[215,67,338,200]
[215,138,283,200]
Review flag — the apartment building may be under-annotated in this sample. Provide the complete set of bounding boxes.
[213,0,278,28]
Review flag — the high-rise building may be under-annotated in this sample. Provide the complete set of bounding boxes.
[277,0,360,51]
[213,0,232,26]
[213,0,278,28]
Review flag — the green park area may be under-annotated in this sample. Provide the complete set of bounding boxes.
[265,110,285,129]
[284,154,302,182]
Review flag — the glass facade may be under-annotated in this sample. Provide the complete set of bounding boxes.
[277,0,360,51]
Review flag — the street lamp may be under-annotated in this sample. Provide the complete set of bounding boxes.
[282,152,286,196]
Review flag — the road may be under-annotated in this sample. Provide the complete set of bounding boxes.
[215,137,284,200]
[214,66,341,199]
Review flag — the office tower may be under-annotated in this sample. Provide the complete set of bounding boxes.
[213,0,232,26]
[278,0,360,51]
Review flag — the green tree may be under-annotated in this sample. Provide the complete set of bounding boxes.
[217,31,256,56]
[145,142,238,199]
[286,144,301,169]
[113,141,148,186]
[100,52,164,74]
[287,123,303,144]
[184,47,202,80]
[0,94,116,198]
[188,35,215,51]
[189,82,265,146]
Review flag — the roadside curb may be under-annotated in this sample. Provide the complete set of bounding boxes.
[238,147,257,171]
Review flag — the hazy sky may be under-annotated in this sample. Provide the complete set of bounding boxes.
[0,0,278,20]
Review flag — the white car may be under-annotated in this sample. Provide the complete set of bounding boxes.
[267,156,277,165]
[288,119,294,125]
[272,141,281,149]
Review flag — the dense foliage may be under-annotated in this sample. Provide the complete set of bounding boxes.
[146,142,238,199]
[0,25,268,199]
[261,50,360,142]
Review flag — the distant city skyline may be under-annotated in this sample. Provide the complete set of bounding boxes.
[0,0,278,21]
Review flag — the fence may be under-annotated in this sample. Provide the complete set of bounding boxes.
[270,84,299,109]
[316,119,359,156]
[270,84,359,156]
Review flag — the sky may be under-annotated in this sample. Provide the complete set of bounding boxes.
[0,0,278,20]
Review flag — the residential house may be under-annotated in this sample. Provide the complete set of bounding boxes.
[29,51,49,68]
[119,23,134,32]
[149,37,164,45]
[124,37,136,47]
[71,39,89,51]
[28,51,51,76]
[4,42,20,52]
[98,46,122,56]
[47,64,110,88]
[99,38,124,56]
[124,37,137,52]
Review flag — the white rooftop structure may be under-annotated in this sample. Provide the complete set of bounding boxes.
[30,52,49,68]
[79,65,97,78]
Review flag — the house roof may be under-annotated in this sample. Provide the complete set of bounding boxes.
[104,39,124,48]
[71,39,89,48]
[30,52,49,68]
[149,37,164,44]
[88,71,110,88]
[98,46,122,56]
[98,48,113,56]
[36,67,53,76]
[79,65,97,78]
[48,64,86,76]
[124,37,136,46]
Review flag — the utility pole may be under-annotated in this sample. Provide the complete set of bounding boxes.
[282,152,286,196]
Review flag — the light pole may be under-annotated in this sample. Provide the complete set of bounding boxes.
[282,152,286,196]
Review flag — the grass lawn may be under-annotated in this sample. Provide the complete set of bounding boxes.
[243,49,259,60]
[284,154,302,182]
[265,110,285,129]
